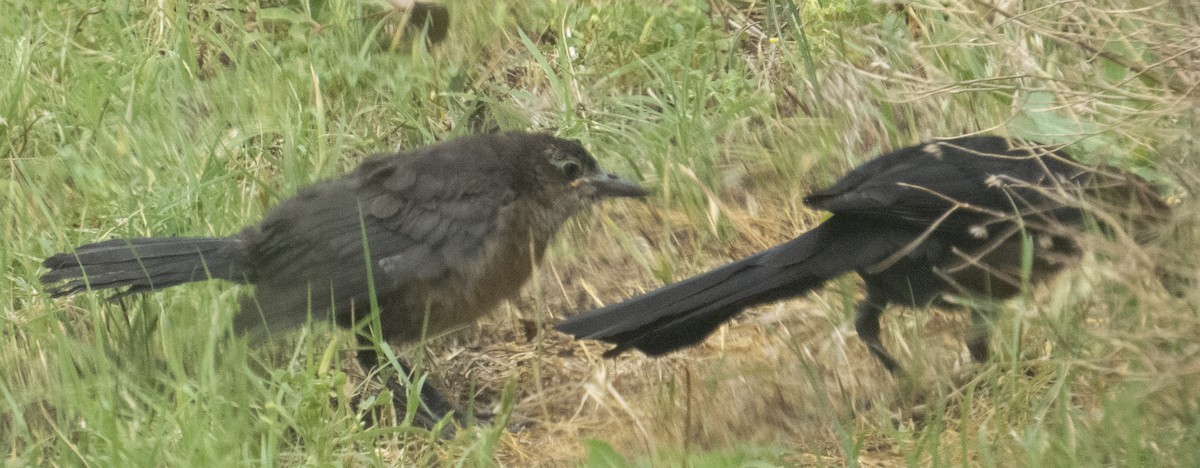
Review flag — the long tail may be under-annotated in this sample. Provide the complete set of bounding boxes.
[556,218,892,357]
[41,237,250,298]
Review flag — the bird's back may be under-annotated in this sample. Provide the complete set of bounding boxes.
[233,137,521,340]
[805,136,1089,231]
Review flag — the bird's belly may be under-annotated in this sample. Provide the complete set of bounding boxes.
[378,236,538,343]
[935,232,1076,300]
[864,226,1080,307]
[862,231,1078,306]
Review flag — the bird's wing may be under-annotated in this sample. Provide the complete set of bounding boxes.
[353,151,515,285]
[805,137,1082,231]
[235,146,516,334]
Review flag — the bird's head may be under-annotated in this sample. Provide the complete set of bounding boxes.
[491,132,649,241]
[514,133,648,208]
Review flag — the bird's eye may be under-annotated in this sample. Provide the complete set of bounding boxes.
[561,160,581,179]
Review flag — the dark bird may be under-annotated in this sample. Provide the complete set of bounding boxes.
[556,136,1168,373]
[41,131,648,427]
[397,1,451,44]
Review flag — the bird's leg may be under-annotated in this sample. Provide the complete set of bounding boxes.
[854,292,901,374]
[354,336,458,431]
[965,307,995,363]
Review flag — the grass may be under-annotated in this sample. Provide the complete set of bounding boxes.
[3,0,1198,465]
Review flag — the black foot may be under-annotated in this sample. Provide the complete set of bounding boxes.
[354,343,464,436]
[854,294,904,375]
[966,307,995,364]
[379,371,461,437]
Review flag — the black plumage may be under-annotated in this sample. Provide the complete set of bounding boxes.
[557,136,1168,372]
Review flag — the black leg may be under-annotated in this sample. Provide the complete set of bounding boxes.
[854,289,901,374]
[966,307,994,363]
[354,335,459,432]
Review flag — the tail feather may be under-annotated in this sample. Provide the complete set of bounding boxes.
[41,237,249,298]
[599,260,827,357]
[556,218,892,357]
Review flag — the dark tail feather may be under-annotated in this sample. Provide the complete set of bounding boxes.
[41,237,249,298]
[556,219,888,357]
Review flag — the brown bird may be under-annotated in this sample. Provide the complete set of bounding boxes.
[558,136,1168,373]
[41,131,648,428]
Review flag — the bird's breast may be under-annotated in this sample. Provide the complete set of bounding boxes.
[391,205,549,341]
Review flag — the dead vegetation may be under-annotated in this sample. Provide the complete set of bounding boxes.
[370,0,1200,464]
[5,0,1198,465]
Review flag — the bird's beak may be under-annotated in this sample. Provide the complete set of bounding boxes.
[577,172,650,199]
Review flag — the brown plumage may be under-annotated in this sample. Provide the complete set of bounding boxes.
[41,131,647,427]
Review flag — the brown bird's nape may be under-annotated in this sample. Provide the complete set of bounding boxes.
[557,136,1169,375]
[40,131,648,432]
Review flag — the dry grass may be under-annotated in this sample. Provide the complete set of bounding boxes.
[4,0,1199,465]
[386,182,1197,465]
[380,2,1200,464]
